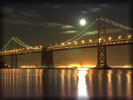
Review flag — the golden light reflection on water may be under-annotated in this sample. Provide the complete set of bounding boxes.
[117,71,122,97]
[87,70,93,97]
[126,71,132,99]
[0,69,132,99]
[61,69,65,97]
[107,70,113,97]
[98,70,103,97]
[77,70,88,100]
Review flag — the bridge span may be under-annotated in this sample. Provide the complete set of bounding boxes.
[0,17,133,68]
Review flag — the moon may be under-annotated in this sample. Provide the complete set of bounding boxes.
[80,19,86,25]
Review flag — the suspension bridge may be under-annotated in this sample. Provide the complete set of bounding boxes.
[0,17,133,68]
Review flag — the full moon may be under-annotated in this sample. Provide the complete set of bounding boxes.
[80,19,86,25]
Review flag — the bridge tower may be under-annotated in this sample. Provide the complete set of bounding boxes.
[97,17,109,68]
[41,47,53,68]
[11,37,17,68]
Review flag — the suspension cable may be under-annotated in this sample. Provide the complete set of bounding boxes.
[101,18,133,31]
[1,37,14,51]
[15,37,33,48]
[49,19,98,48]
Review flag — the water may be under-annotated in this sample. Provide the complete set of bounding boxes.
[0,68,132,100]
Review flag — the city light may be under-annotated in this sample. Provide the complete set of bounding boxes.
[19,65,38,68]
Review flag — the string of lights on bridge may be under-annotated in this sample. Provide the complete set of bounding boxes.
[47,34,133,50]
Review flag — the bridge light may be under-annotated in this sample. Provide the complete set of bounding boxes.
[128,34,132,39]
[67,42,71,45]
[15,49,18,52]
[99,38,102,42]
[39,45,42,48]
[118,35,122,40]
[108,37,112,41]
[74,41,78,45]
[89,39,92,43]
[81,40,85,44]
[61,43,64,46]
[12,49,15,52]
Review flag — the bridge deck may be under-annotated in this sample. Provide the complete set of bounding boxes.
[0,39,132,56]
[47,40,133,51]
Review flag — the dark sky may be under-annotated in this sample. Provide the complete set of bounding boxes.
[0,1,132,66]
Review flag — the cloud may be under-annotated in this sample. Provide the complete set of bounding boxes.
[38,22,74,29]
[39,22,63,27]
[3,18,34,26]
[2,7,14,14]
[62,30,78,34]
[89,8,102,12]
[85,30,98,35]
[61,25,74,29]
[81,11,88,14]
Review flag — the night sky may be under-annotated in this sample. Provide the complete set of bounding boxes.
[0,1,132,66]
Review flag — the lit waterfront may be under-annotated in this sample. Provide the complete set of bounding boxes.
[0,68,132,100]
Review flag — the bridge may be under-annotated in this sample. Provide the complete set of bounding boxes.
[0,17,133,68]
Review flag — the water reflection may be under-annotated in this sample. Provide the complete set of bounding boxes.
[77,70,88,100]
[98,70,103,97]
[107,70,113,98]
[126,71,132,99]
[87,70,93,97]
[0,69,132,100]
[117,71,122,97]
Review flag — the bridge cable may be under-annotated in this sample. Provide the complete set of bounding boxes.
[101,18,133,31]
[49,19,98,48]
[14,37,33,48]
[0,37,14,51]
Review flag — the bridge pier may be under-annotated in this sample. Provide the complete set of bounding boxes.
[97,45,109,69]
[11,54,17,68]
[41,47,53,68]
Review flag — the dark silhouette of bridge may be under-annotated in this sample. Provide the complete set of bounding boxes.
[0,17,133,68]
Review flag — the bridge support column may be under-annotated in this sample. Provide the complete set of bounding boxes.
[11,54,17,68]
[41,48,53,68]
[97,46,108,68]
[97,16,110,69]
